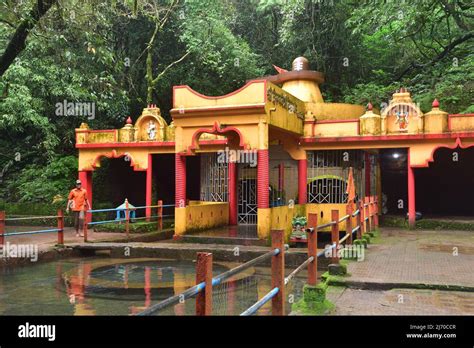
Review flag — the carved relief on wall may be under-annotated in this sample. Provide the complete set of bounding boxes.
[134,106,169,141]
[381,89,424,135]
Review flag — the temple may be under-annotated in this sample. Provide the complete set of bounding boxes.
[75,57,474,240]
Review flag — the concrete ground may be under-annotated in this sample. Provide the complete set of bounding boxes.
[345,227,474,288]
[3,225,134,253]
[326,227,474,315]
[327,287,474,315]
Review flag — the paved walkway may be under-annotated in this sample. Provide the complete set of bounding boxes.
[3,225,131,252]
[327,287,474,315]
[326,227,474,315]
[346,227,474,288]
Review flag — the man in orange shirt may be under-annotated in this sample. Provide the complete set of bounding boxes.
[66,179,91,237]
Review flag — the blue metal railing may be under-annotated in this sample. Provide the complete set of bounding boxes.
[137,248,280,316]
[3,228,61,237]
[240,287,280,316]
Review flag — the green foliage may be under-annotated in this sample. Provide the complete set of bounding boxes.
[0,0,472,204]
[1,156,77,203]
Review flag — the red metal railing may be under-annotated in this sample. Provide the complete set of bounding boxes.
[137,195,379,316]
[0,210,65,246]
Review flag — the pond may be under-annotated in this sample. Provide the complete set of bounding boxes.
[0,257,307,315]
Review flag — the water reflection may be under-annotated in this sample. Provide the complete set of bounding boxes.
[0,258,305,316]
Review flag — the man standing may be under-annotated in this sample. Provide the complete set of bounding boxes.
[66,179,91,237]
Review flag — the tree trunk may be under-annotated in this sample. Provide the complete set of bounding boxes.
[0,0,57,77]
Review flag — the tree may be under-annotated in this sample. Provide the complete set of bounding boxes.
[0,0,58,76]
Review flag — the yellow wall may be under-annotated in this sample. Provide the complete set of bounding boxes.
[313,120,359,137]
[77,146,174,171]
[179,201,229,234]
[173,81,266,109]
[269,204,306,242]
[306,203,348,232]
[450,115,474,132]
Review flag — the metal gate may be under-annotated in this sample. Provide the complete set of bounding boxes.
[200,153,228,202]
[238,164,257,224]
[307,150,365,204]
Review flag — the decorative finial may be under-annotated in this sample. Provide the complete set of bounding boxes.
[432,99,439,108]
[273,64,288,74]
[292,57,309,71]
[367,102,373,111]
[126,116,132,125]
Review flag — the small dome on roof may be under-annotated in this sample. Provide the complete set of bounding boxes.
[292,57,309,71]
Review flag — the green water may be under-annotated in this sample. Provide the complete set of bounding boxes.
[0,257,306,315]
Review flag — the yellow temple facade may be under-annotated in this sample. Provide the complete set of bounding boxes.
[75,57,474,239]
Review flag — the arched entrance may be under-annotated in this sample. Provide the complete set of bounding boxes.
[415,147,474,216]
[93,156,146,211]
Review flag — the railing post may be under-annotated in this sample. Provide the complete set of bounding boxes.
[0,211,5,245]
[271,229,285,315]
[125,198,130,239]
[195,252,213,316]
[57,209,64,245]
[331,210,339,264]
[307,215,317,286]
[157,200,163,231]
[364,197,371,233]
[308,212,318,230]
[358,200,364,239]
[374,196,379,229]
[346,203,353,245]
[370,196,375,231]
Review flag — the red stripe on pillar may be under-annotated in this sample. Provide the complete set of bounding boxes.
[408,150,416,228]
[175,154,186,207]
[257,150,269,208]
[298,159,307,204]
[228,161,237,225]
[146,154,152,219]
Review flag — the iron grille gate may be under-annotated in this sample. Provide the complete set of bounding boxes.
[307,150,365,204]
[200,153,228,202]
[238,163,257,224]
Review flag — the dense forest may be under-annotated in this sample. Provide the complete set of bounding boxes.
[0,0,473,207]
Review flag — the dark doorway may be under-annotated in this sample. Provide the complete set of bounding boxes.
[379,148,408,215]
[415,147,474,216]
[93,157,146,210]
[187,155,201,201]
[152,154,175,206]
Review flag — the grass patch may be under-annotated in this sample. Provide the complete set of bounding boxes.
[381,216,474,231]
[93,220,174,233]
[292,282,335,315]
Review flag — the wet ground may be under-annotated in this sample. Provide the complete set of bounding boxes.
[325,227,474,315]
[327,287,474,315]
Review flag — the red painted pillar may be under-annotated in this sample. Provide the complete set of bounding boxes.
[78,171,92,223]
[175,154,186,207]
[364,152,371,197]
[146,154,152,219]
[408,150,416,229]
[257,150,269,208]
[298,159,307,204]
[228,161,237,225]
